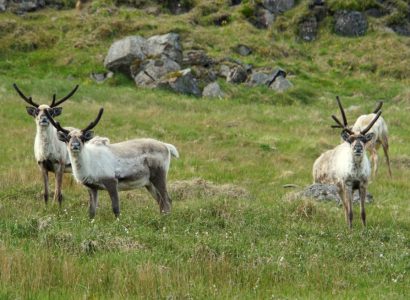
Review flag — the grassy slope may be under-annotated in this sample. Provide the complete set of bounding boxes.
[0,1,409,298]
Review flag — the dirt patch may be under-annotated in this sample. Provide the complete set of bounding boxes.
[169,178,251,201]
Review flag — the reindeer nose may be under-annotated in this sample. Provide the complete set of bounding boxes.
[353,143,363,154]
[71,141,81,151]
[39,116,49,125]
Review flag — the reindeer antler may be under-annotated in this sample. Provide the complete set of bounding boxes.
[82,108,104,132]
[360,110,382,135]
[331,96,354,134]
[50,85,79,107]
[44,109,70,134]
[372,101,383,114]
[13,83,40,108]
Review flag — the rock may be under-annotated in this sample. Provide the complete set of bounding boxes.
[251,7,275,29]
[219,64,231,78]
[235,44,252,56]
[90,71,114,83]
[248,72,273,87]
[248,67,287,87]
[389,22,410,36]
[299,16,318,41]
[203,82,224,98]
[0,0,7,12]
[227,66,248,84]
[104,36,146,76]
[262,0,295,14]
[270,75,293,92]
[182,50,213,67]
[134,57,181,88]
[145,33,183,64]
[158,68,202,97]
[289,183,373,204]
[334,10,368,37]
[190,66,217,84]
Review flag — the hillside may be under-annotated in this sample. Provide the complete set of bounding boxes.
[0,1,409,299]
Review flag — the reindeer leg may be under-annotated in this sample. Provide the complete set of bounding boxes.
[88,188,98,219]
[381,136,392,178]
[148,167,171,214]
[359,185,367,227]
[346,186,353,229]
[102,179,120,218]
[371,148,378,178]
[39,162,49,204]
[54,163,64,206]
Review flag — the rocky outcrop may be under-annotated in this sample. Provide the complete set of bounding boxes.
[334,10,368,37]
[104,33,293,96]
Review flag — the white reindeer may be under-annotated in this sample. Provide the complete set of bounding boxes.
[13,83,79,205]
[45,108,179,218]
[313,96,382,228]
[351,102,391,178]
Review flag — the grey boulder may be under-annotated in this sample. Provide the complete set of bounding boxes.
[158,68,201,97]
[203,82,224,98]
[134,57,181,88]
[145,33,183,64]
[270,75,293,92]
[334,10,368,37]
[104,36,146,76]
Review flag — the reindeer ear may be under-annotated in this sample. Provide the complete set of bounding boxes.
[364,132,375,143]
[50,107,62,117]
[57,131,69,143]
[341,130,351,142]
[26,106,38,117]
[81,131,94,142]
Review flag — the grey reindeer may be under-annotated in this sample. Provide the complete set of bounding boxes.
[45,108,179,218]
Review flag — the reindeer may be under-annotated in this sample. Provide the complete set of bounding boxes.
[313,96,382,228]
[351,102,391,178]
[13,83,79,205]
[44,108,179,219]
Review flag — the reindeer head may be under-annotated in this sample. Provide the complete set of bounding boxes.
[13,83,79,127]
[332,96,381,158]
[45,108,104,154]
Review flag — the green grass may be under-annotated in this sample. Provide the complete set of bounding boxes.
[0,1,410,298]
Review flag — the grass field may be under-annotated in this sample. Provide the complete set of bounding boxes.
[0,1,409,299]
